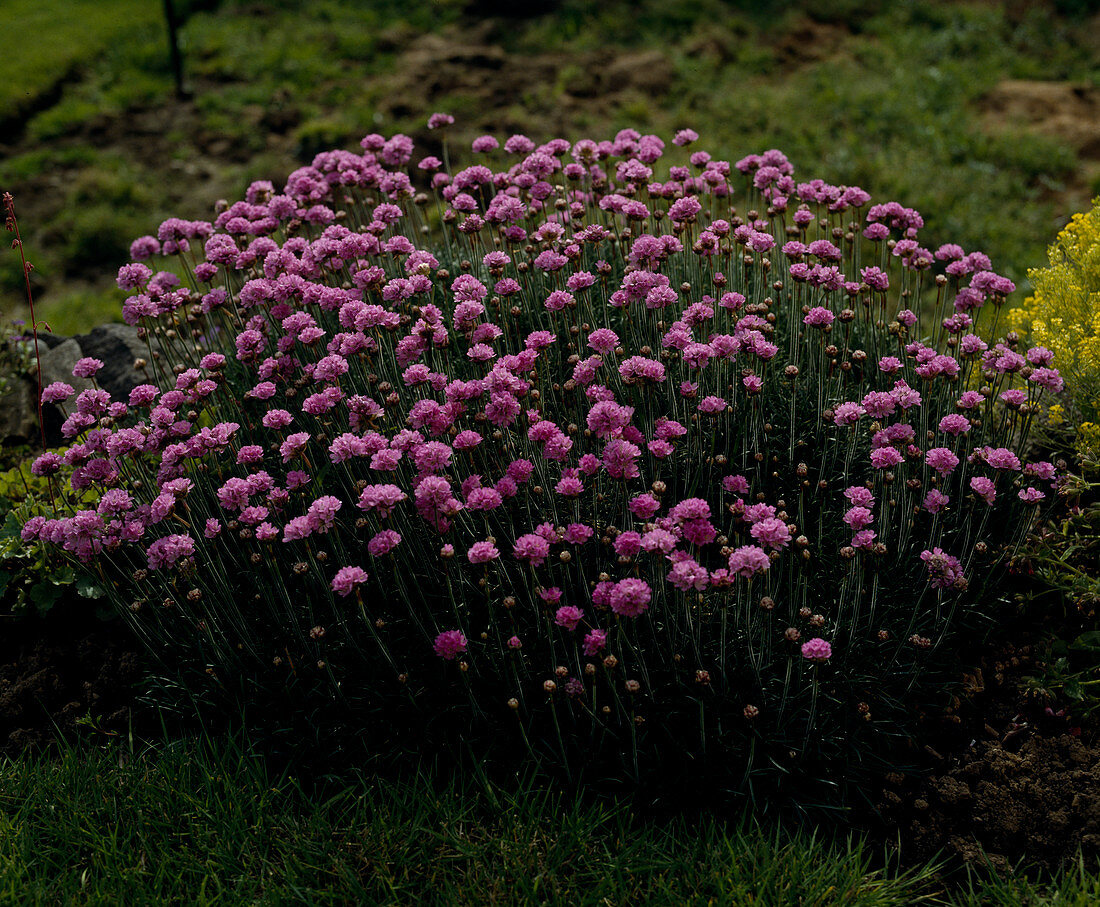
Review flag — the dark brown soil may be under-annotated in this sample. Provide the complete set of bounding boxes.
[0,604,150,754]
[870,621,1100,874]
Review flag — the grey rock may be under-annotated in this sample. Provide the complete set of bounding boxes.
[39,338,93,396]
[71,323,160,403]
[0,376,39,444]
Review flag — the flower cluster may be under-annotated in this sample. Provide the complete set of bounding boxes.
[23,120,1061,793]
[1008,199,1100,458]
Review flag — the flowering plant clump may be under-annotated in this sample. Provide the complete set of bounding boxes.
[1009,199,1100,459]
[22,121,1063,796]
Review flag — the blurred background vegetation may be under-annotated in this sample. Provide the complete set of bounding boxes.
[1,0,1098,335]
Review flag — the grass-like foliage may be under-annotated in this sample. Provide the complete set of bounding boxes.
[20,124,1065,803]
[0,734,948,906]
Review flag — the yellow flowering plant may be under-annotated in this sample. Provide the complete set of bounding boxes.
[1010,200,1100,459]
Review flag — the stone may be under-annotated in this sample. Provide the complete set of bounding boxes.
[71,324,160,403]
[0,376,38,444]
[0,323,164,447]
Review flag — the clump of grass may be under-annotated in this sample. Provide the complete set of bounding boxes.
[0,732,944,905]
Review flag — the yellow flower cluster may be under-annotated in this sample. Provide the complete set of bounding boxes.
[1009,200,1100,455]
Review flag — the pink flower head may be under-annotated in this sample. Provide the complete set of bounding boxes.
[629,493,661,519]
[843,507,873,531]
[610,578,652,618]
[844,486,875,508]
[982,447,1021,471]
[331,566,369,597]
[467,540,500,564]
[368,529,402,556]
[513,533,551,567]
[852,529,876,549]
[969,476,996,505]
[727,545,771,578]
[924,483,950,512]
[434,630,467,660]
[924,447,959,476]
[587,328,618,354]
[938,414,971,436]
[72,358,104,379]
[801,638,832,663]
[750,517,792,550]
[1018,487,1045,504]
[723,474,750,495]
[582,628,608,656]
[833,402,864,426]
[555,605,584,631]
[920,547,964,590]
[870,447,903,469]
[564,523,593,545]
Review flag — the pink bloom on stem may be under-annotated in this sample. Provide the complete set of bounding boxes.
[923,489,950,513]
[610,578,652,618]
[467,540,500,563]
[434,630,467,660]
[331,566,369,597]
[801,638,832,663]
[513,533,551,567]
[583,628,607,655]
[727,545,771,578]
[555,605,584,631]
[970,476,996,505]
[368,529,402,556]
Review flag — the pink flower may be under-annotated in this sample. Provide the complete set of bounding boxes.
[925,447,959,476]
[843,507,873,531]
[844,486,875,508]
[587,328,619,353]
[723,475,750,495]
[833,402,864,426]
[513,533,551,567]
[72,357,104,379]
[331,566,369,597]
[610,578,652,617]
[555,605,584,631]
[368,529,402,556]
[870,447,903,469]
[921,548,964,590]
[750,517,791,549]
[923,489,950,514]
[938,414,971,436]
[583,628,608,655]
[629,493,661,519]
[970,476,996,505]
[467,541,500,564]
[727,545,771,578]
[801,638,832,662]
[852,530,876,549]
[564,523,593,545]
[602,439,641,479]
[434,630,467,660]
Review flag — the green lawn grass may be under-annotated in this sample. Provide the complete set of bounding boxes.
[0,733,1098,905]
[0,0,162,124]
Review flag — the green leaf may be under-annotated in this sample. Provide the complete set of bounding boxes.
[0,570,10,599]
[1069,631,1100,652]
[28,581,63,615]
[75,575,105,599]
[47,564,75,587]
